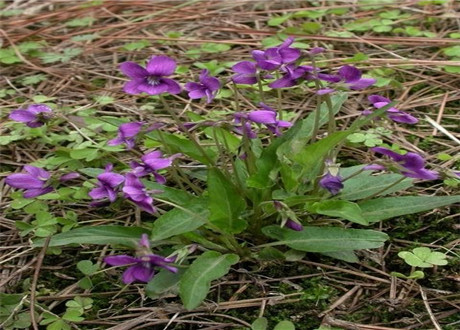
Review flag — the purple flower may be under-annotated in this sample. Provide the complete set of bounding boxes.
[185,69,220,103]
[370,147,438,180]
[367,95,418,124]
[231,61,258,85]
[319,173,344,195]
[246,103,292,136]
[269,64,311,88]
[316,65,376,94]
[104,234,177,284]
[59,172,80,182]
[9,104,52,128]
[108,122,143,150]
[252,37,301,71]
[88,164,125,203]
[122,173,157,214]
[5,165,53,198]
[119,55,181,95]
[285,219,303,231]
[130,150,180,184]
[233,113,258,139]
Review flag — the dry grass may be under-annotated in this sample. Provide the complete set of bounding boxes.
[1,1,459,329]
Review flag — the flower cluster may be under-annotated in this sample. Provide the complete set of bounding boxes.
[88,151,176,213]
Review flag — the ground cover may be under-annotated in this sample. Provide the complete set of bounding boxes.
[0,1,459,329]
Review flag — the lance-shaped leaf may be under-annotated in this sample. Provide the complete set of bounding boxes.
[262,226,388,252]
[151,198,208,241]
[180,251,239,310]
[208,168,247,234]
[359,195,460,223]
[307,200,368,225]
[33,226,149,248]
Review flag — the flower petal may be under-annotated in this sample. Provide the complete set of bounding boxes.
[248,110,277,124]
[368,95,391,104]
[27,104,52,115]
[120,62,148,78]
[232,61,256,74]
[6,174,44,189]
[9,110,36,123]
[161,78,181,94]
[348,78,376,90]
[146,55,176,76]
[23,187,53,198]
[137,81,170,95]
[338,65,362,83]
[98,172,125,187]
[24,165,50,179]
[123,79,144,94]
[232,74,257,85]
[104,255,139,266]
[131,264,155,283]
[88,187,108,200]
[119,122,143,138]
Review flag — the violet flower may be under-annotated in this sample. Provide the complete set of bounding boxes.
[246,103,292,136]
[269,64,311,88]
[252,37,301,71]
[130,150,180,184]
[185,69,220,103]
[233,113,257,139]
[104,234,177,284]
[319,172,344,195]
[370,147,438,180]
[5,165,53,198]
[119,55,181,95]
[231,61,258,85]
[316,65,376,94]
[285,219,303,231]
[88,164,125,203]
[367,95,418,124]
[108,122,143,150]
[122,173,157,214]
[59,172,80,182]
[9,104,52,128]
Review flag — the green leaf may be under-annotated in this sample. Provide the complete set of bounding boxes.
[122,40,151,51]
[262,226,388,252]
[443,45,460,57]
[398,247,447,268]
[251,317,268,330]
[320,251,359,263]
[180,251,239,310]
[146,131,216,165]
[76,260,99,275]
[308,200,368,225]
[47,319,71,330]
[267,14,291,26]
[274,320,296,330]
[11,198,34,209]
[208,169,247,234]
[62,308,84,322]
[302,22,322,34]
[293,131,350,182]
[359,195,460,223]
[33,226,149,247]
[0,48,22,64]
[200,43,231,53]
[151,198,208,241]
[247,93,347,189]
[146,268,184,298]
[340,172,412,200]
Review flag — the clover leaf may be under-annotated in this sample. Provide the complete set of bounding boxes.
[398,247,448,268]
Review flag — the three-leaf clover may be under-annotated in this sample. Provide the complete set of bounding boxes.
[398,247,448,268]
